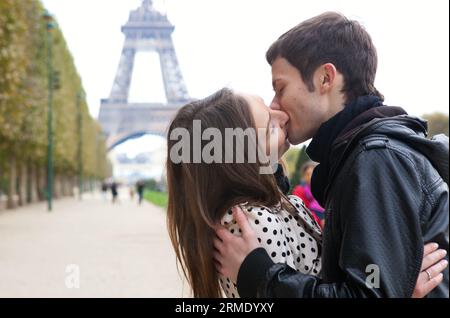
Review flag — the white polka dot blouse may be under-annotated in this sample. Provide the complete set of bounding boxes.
[219,195,322,298]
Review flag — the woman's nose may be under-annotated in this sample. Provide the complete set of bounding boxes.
[271,110,290,127]
[269,97,281,110]
[278,110,290,127]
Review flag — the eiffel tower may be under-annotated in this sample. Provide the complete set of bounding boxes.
[99,0,189,149]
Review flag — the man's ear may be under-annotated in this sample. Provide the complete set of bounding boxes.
[317,63,337,94]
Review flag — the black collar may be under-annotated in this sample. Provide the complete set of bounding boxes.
[307,95,383,164]
[306,95,384,205]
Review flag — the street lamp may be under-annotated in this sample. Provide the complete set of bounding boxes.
[77,91,85,200]
[43,10,55,212]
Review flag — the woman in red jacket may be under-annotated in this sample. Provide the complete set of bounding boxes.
[292,161,325,229]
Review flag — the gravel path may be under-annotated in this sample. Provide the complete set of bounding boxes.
[0,192,190,297]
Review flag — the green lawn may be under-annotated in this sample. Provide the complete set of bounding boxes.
[144,190,168,208]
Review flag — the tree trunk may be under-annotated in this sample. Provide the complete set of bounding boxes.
[18,162,27,206]
[54,174,60,199]
[58,175,63,198]
[37,166,46,201]
[28,164,38,203]
[26,163,31,203]
[35,165,41,201]
[67,176,73,197]
[0,164,4,211]
[7,156,17,209]
[66,176,72,197]
[62,176,68,197]
[58,175,64,197]
[60,175,65,197]
[70,176,76,197]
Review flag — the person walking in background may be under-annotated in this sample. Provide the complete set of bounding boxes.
[111,180,118,204]
[136,180,145,205]
[129,186,135,201]
[101,180,108,202]
[292,161,325,229]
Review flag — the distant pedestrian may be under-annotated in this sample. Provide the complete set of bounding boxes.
[292,161,325,229]
[111,181,118,204]
[101,181,108,201]
[136,180,145,205]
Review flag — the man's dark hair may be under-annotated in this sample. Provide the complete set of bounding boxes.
[266,12,383,103]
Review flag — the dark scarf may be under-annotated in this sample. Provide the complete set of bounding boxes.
[306,95,389,205]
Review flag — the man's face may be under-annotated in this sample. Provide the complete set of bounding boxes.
[269,57,328,145]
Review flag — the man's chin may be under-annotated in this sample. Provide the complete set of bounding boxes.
[287,134,309,145]
[287,137,300,145]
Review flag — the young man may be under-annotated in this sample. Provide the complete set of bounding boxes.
[214,12,449,297]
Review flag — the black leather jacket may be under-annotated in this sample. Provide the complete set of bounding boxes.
[237,115,449,298]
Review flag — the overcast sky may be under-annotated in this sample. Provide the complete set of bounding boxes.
[41,0,449,120]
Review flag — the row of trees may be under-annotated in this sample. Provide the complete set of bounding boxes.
[0,0,111,209]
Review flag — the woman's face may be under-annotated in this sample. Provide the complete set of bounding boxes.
[243,94,290,159]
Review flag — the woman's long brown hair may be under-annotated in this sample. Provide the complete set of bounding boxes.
[166,88,290,297]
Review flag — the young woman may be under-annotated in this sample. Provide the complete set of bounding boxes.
[166,88,446,298]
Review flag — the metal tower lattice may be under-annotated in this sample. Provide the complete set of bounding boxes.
[99,0,190,149]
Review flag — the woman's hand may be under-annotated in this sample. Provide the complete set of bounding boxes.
[412,242,448,298]
[214,209,448,297]
[213,206,260,283]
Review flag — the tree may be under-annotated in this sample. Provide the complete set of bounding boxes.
[1,0,111,208]
[282,147,300,179]
[423,112,449,137]
[289,145,310,191]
